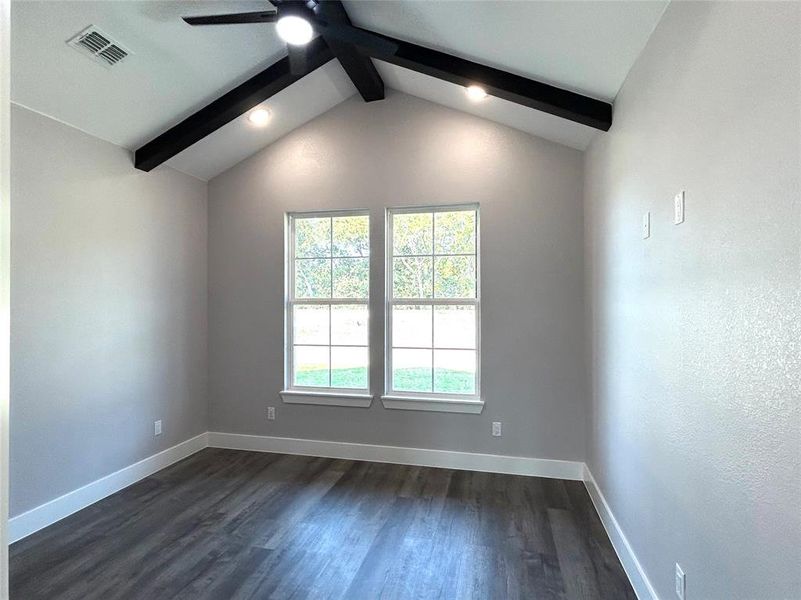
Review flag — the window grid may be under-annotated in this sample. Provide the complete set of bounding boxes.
[386,205,480,400]
[286,211,369,394]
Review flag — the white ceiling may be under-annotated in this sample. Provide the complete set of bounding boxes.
[11,0,290,149]
[374,61,599,152]
[166,61,356,181]
[11,0,668,181]
[345,0,668,101]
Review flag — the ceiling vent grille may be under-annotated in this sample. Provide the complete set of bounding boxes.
[68,26,131,68]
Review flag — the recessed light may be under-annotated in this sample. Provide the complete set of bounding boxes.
[248,108,271,126]
[276,16,314,46]
[465,85,488,101]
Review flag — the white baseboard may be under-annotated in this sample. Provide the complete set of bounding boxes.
[9,432,208,543]
[207,432,585,480]
[582,465,659,600]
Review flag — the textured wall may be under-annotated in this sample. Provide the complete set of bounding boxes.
[584,2,801,599]
[10,106,208,516]
[208,91,588,461]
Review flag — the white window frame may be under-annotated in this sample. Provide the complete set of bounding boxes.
[382,204,484,414]
[280,209,373,408]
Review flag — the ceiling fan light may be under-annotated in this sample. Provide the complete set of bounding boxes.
[248,108,271,126]
[465,85,488,101]
[276,16,314,45]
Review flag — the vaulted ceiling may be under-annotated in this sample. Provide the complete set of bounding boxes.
[11,0,668,181]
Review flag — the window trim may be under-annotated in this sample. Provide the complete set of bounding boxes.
[281,209,373,407]
[383,204,483,413]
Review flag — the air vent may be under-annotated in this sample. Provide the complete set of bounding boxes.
[68,26,131,68]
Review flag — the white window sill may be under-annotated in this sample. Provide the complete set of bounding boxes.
[380,395,485,414]
[280,390,374,408]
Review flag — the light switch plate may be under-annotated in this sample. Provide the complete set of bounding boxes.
[675,563,685,599]
[674,191,685,224]
[642,211,651,239]
[492,422,502,437]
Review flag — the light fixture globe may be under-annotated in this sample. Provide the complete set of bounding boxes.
[276,15,314,45]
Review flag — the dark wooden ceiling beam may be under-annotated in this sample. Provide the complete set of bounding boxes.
[135,18,612,173]
[352,30,612,131]
[313,1,384,102]
[134,36,335,172]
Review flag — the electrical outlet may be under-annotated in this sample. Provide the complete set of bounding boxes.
[267,406,275,421]
[675,563,685,600]
[492,422,502,437]
[154,420,162,436]
[642,211,651,239]
[674,191,685,224]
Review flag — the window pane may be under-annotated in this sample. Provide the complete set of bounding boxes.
[435,210,476,255]
[332,215,369,257]
[434,305,476,349]
[295,217,331,258]
[293,305,329,345]
[333,258,369,298]
[392,305,432,348]
[294,345,330,387]
[434,350,476,394]
[434,256,475,298]
[393,212,433,256]
[331,304,368,346]
[331,346,368,389]
[393,257,433,298]
[295,258,331,298]
[392,349,432,392]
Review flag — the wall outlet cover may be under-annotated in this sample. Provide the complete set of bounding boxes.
[674,191,685,224]
[154,420,162,436]
[267,406,276,421]
[492,422,502,437]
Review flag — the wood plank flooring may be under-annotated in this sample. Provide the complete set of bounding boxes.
[10,448,636,600]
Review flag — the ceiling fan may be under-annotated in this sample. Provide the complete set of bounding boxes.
[182,0,398,74]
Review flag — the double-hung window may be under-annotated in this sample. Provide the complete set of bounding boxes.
[384,205,482,413]
[283,211,371,406]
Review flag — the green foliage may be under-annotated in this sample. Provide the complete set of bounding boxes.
[295,258,330,298]
[294,215,370,300]
[393,257,433,298]
[333,258,369,298]
[295,218,330,258]
[393,213,432,255]
[434,256,476,298]
[391,209,477,300]
[332,215,369,257]
[295,367,474,394]
[392,367,475,394]
[435,210,476,254]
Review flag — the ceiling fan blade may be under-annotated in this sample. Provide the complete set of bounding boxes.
[314,21,398,56]
[287,44,307,75]
[183,11,278,26]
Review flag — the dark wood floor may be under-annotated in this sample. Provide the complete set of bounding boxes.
[10,448,635,600]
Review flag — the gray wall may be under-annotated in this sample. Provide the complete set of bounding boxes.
[208,91,587,461]
[584,2,800,599]
[10,105,208,516]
